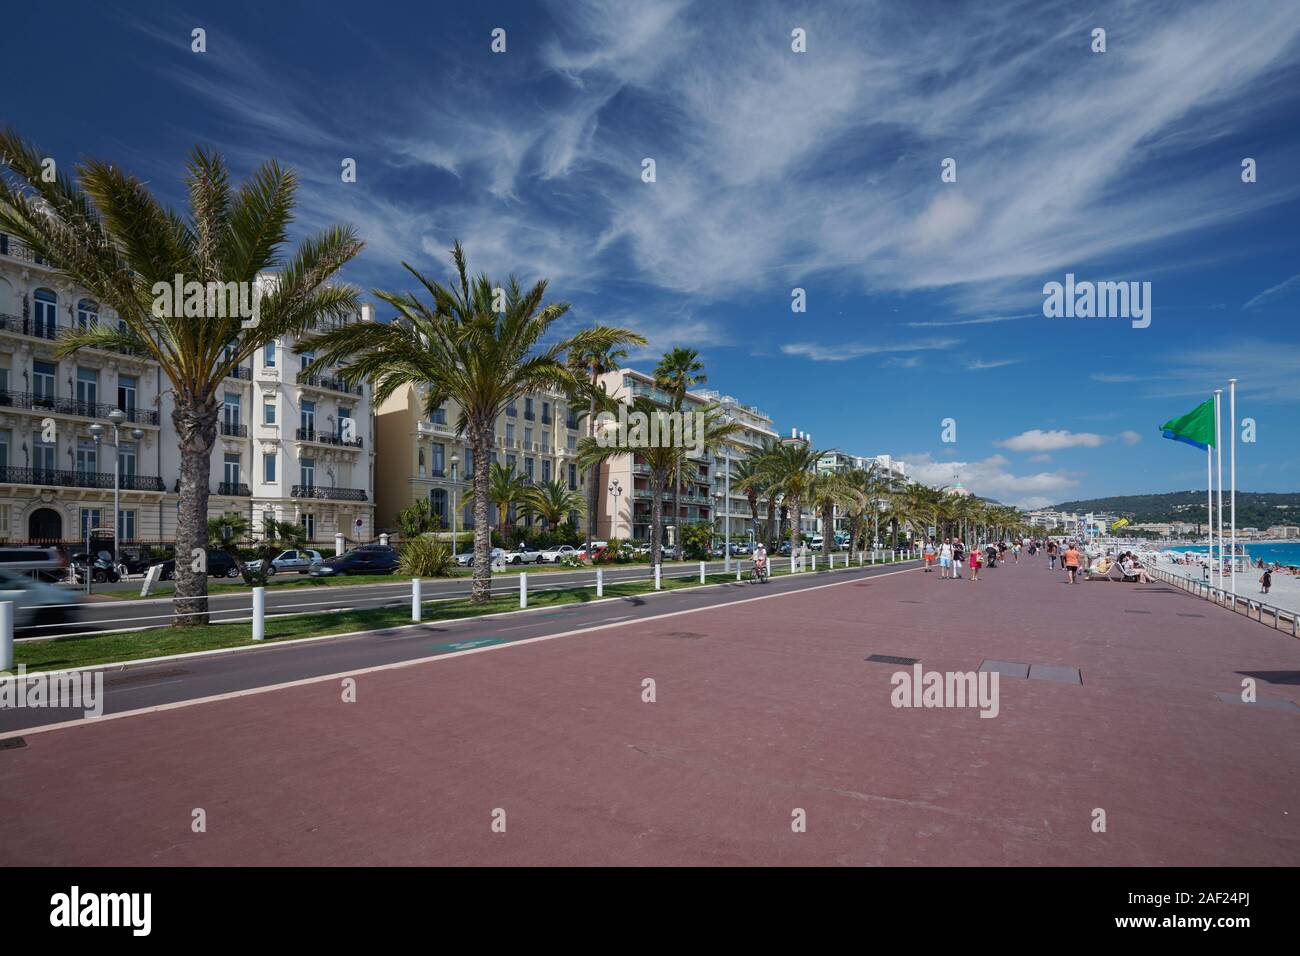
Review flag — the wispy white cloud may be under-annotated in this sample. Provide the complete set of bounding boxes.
[902,452,1079,507]
[781,337,958,362]
[996,429,1110,452]
[1243,273,1300,310]
[967,358,1020,370]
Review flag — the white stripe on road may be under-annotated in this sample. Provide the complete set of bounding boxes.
[0,565,920,739]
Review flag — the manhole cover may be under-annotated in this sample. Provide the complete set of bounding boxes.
[865,654,918,665]
[0,738,26,751]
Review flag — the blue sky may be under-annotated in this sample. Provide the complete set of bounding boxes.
[3,0,1298,507]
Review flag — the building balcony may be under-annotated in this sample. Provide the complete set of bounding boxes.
[220,421,248,438]
[0,389,160,426]
[216,481,251,496]
[294,427,363,448]
[291,484,367,501]
[297,373,363,397]
[0,465,165,492]
[418,420,456,439]
[0,233,50,267]
[225,366,252,381]
[0,311,149,360]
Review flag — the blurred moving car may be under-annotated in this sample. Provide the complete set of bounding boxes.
[310,545,399,577]
[153,550,241,581]
[246,549,324,576]
[0,546,67,582]
[0,567,80,632]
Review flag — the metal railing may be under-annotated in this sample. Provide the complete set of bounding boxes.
[0,465,166,491]
[0,312,145,358]
[298,374,363,396]
[216,481,251,496]
[220,421,248,437]
[291,484,367,501]
[0,389,159,425]
[294,427,363,448]
[1148,565,1298,636]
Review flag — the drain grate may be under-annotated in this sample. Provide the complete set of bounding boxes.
[0,737,26,751]
[980,660,1030,679]
[865,654,918,665]
[1214,692,1299,712]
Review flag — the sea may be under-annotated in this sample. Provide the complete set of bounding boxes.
[1169,542,1300,567]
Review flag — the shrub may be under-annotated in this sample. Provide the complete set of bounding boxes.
[398,535,456,578]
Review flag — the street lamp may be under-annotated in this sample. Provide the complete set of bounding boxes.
[450,454,459,559]
[609,479,622,542]
[88,408,145,565]
[719,415,733,571]
[714,490,725,570]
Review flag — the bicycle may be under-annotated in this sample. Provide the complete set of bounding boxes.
[748,559,769,584]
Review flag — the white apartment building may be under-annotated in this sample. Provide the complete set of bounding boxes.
[0,232,374,546]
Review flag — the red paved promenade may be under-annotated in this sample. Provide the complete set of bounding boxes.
[2,557,1297,866]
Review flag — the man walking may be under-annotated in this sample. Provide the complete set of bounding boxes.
[939,538,952,579]
[1063,542,1081,584]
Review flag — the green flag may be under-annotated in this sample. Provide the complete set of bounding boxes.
[1160,398,1216,450]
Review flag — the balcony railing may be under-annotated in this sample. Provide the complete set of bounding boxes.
[0,310,148,359]
[226,366,252,380]
[0,465,165,491]
[220,421,248,438]
[216,481,251,496]
[0,233,48,266]
[294,427,363,448]
[0,389,160,425]
[298,374,363,396]
[291,484,367,501]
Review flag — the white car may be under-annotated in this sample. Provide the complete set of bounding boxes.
[246,549,324,575]
[454,547,505,567]
[0,567,80,631]
[540,544,579,563]
[507,544,545,565]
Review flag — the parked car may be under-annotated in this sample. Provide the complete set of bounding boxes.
[731,542,752,556]
[577,541,609,561]
[310,545,399,577]
[506,544,545,565]
[153,550,241,581]
[540,544,580,563]
[0,546,66,582]
[70,551,121,584]
[246,549,324,576]
[0,567,80,632]
[454,547,505,567]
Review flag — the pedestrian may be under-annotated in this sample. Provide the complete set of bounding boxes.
[1063,542,1081,584]
[1047,541,1058,570]
[970,546,981,581]
[939,538,953,579]
[1260,569,1271,595]
[953,539,964,579]
[924,538,936,573]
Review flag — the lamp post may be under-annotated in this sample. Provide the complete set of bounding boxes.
[450,454,459,560]
[88,408,145,565]
[714,490,725,570]
[609,479,622,542]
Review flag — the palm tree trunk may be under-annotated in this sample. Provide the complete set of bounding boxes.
[789,495,801,552]
[672,460,682,556]
[472,420,493,603]
[748,495,760,545]
[765,496,776,549]
[778,502,788,549]
[585,384,598,558]
[173,401,217,627]
[822,502,834,556]
[650,470,665,567]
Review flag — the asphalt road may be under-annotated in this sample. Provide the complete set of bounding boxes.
[0,557,919,734]
[32,554,890,634]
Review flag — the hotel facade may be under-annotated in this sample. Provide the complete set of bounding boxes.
[0,233,375,547]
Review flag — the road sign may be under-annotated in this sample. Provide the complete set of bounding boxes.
[140,563,163,598]
[354,517,363,530]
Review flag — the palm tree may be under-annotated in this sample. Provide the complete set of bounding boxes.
[654,348,706,549]
[527,478,585,529]
[567,339,643,559]
[0,132,362,624]
[761,441,821,554]
[730,454,766,546]
[488,462,530,539]
[839,465,880,552]
[809,471,853,556]
[302,242,643,602]
[577,399,742,566]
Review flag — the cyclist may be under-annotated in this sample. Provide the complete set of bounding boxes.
[752,542,769,583]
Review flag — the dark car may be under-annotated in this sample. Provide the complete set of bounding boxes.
[310,545,399,577]
[154,550,241,580]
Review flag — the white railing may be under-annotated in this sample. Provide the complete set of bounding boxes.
[1147,566,1298,637]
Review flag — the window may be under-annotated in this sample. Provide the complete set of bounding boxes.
[76,368,98,413]
[224,453,241,488]
[0,430,8,469]
[119,441,137,479]
[430,488,448,526]
[300,458,316,489]
[431,406,447,425]
[263,397,276,425]
[300,351,314,372]
[76,439,97,475]
[524,397,534,420]
[33,288,57,338]
[542,459,552,483]
[32,431,56,472]
[80,508,103,541]
[431,442,445,477]
[264,452,277,483]
[506,423,515,444]
[506,454,516,473]
[506,402,517,418]
[118,375,137,416]
[464,448,474,479]
[118,510,136,540]
[301,400,315,435]
[32,360,56,403]
[223,391,241,429]
[303,513,315,540]
[264,341,277,368]
[77,299,99,330]
[0,504,9,538]
[542,401,552,425]
[524,427,533,448]
[418,448,426,478]
[524,458,534,481]
[338,407,353,442]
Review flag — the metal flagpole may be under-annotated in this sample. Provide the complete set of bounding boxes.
[1214,389,1223,586]
[1206,442,1213,581]
[1229,378,1237,600]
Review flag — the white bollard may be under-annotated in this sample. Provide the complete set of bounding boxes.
[411,577,422,622]
[596,568,603,597]
[379,533,389,547]
[699,561,706,583]
[858,551,863,566]
[252,586,265,641]
[0,601,12,670]
[520,572,527,608]
[335,532,345,557]
[812,555,817,571]
[736,567,742,581]
[654,564,662,590]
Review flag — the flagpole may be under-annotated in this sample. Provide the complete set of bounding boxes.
[1206,443,1213,579]
[1229,378,1237,601]
[1214,389,1223,588]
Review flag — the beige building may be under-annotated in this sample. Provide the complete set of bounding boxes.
[374,383,586,534]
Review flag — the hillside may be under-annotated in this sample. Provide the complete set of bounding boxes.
[1050,491,1300,527]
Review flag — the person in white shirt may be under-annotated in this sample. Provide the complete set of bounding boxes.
[939,539,953,579]
[752,543,768,583]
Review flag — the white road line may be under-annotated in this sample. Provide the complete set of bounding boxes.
[0,565,919,740]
